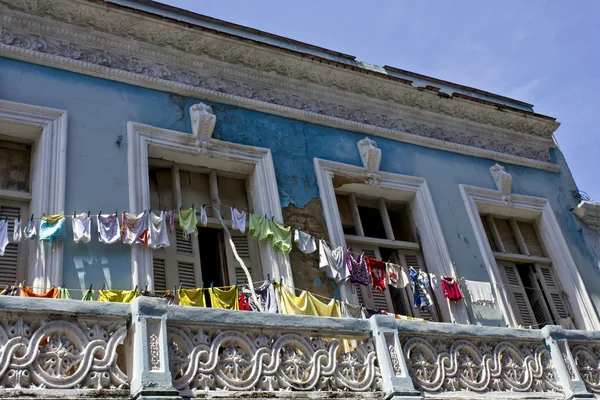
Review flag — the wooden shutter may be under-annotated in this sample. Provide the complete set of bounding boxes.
[518,222,545,257]
[480,216,498,252]
[535,264,571,322]
[175,229,201,288]
[152,258,167,293]
[499,261,536,327]
[0,204,24,287]
[224,232,261,285]
[493,218,520,254]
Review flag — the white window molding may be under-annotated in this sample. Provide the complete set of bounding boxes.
[0,99,67,290]
[127,115,291,290]
[460,183,600,330]
[314,157,470,324]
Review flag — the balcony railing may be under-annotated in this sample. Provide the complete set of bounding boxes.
[0,295,594,399]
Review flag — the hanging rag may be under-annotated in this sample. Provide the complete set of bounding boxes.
[277,284,318,316]
[238,292,252,311]
[318,240,349,283]
[82,289,95,301]
[429,273,439,291]
[366,257,387,292]
[178,288,206,307]
[208,286,239,310]
[98,289,139,303]
[179,208,198,238]
[441,276,463,301]
[97,213,121,244]
[294,229,316,254]
[248,214,273,242]
[22,286,60,299]
[347,250,370,286]
[148,211,170,249]
[199,206,208,227]
[167,210,175,234]
[23,218,37,240]
[307,292,340,317]
[231,208,246,233]
[270,220,292,253]
[410,267,432,310]
[122,212,149,245]
[340,302,366,319]
[13,219,21,243]
[464,280,495,307]
[386,262,404,288]
[39,214,65,242]
[60,287,71,299]
[0,220,8,256]
[243,280,279,313]
[72,213,91,244]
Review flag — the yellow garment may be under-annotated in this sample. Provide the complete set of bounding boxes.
[178,288,206,307]
[98,289,138,303]
[208,286,239,310]
[269,220,292,253]
[42,213,64,224]
[308,292,340,317]
[277,285,341,317]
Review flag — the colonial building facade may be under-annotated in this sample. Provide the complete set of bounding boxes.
[1,0,600,399]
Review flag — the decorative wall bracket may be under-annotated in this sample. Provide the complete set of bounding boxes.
[574,201,600,231]
[490,163,513,205]
[358,137,382,187]
[190,102,216,140]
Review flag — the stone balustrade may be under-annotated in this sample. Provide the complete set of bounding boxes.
[0,296,595,399]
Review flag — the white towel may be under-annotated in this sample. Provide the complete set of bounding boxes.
[465,280,495,308]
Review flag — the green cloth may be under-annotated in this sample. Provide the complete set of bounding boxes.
[179,208,198,237]
[82,289,95,301]
[270,220,292,253]
[59,287,71,299]
[248,214,273,242]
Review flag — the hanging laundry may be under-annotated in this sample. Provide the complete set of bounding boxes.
[98,289,139,303]
[410,267,433,310]
[347,250,370,287]
[366,257,387,292]
[441,276,464,301]
[231,208,246,233]
[39,214,65,242]
[97,213,121,244]
[179,208,198,238]
[308,292,340,317]
[270,220,292,253]
[72,213,91,244]
[162,290,176,306]
[248,214,273,242]
[22,286,60,299]
[429,273,439,291]
[13,219,21,243]
[208,286,239,310]
[0,220,8,256]
[294,229,316,254]
[385,262,403,288]
[82,288,95,301]
[277,284,317,316]
[340,302,366,319]
[238,292,252,311]
[122,212,149,245]
[318,240,349,283]
[167,209,175,234]
[199,205,208,227]
[242,280,278,313]
[60,287,71,299]
[464,280,495,307]
[0,285,18,296]
[178,288,206,307]
[23,217,37,240]
[148,211,170,249]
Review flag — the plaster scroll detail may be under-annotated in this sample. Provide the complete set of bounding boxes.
[570,343,600,393]
[190,102,216,140]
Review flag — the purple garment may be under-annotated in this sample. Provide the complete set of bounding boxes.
[347,250,370,286]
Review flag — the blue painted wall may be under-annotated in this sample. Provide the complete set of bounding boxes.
[1,56,599,326]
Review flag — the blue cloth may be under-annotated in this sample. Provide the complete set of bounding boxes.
[410,267,427,309]
[39,216,65,242]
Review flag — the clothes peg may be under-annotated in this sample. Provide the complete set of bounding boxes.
[201,282,204,289]
[192,203,195,210]
[99,211,102,217]
[30,214,34,222]
[101,283,106,290]
[17,215,20,222]
[235,280,238,287]
[73,211,76,218]
[89,284,93,291]
[133,285,139,292]
[144,285,148,292]
[173,284,177,293]
[210,282,214,288]
[279,277,283,285]
[87,211,91,218]
[116,209,118,216]
[178,283,182,291]
[42,213,46,217]
[267,273,270,281]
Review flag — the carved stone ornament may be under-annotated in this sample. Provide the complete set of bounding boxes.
[570,343,600,393]
[167,326,382,392]
[190,102,216,140]
[357,137,382,174]
[0,0,561,171]
[490,163,513,204]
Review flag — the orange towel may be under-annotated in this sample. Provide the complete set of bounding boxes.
[22,286,60,299]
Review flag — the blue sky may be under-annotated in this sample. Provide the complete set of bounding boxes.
[162,0,600,200]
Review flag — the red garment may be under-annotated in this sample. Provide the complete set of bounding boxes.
[238,292,252,311]
[441,277,463,301]
[366,257,386,292]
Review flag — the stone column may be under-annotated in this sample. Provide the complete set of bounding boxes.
[370,315,421,399]
[542,325,593,399]
[130,297,181,400]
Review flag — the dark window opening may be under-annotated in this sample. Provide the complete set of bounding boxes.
[517,263,552,328]
[358,206,387,239]
[198,228,227,306]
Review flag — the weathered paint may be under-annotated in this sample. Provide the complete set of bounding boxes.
[1,56,599,327]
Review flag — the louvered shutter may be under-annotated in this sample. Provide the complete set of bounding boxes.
[535,264,571,322]
[499,261,536,327]
[518,222,545,257]
[493,218,520,254]
[152,258,167,293]
[480,216,498,252]
[224,232,260,285]
[0,204,24,287]
[175,229,201,288]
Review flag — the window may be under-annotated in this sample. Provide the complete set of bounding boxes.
[336,193,439,320]
[480,215,572,328]
[0,138,30,286]
[148,160,261,291]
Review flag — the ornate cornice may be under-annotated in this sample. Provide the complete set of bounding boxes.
[0,0,560,171]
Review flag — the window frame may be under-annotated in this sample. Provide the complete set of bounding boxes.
[314,157,469,324]
[127,120,291,291]
[460,183,600,330]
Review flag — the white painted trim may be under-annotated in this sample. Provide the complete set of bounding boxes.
[314,158,470,324]
[127,122,292,290]
[459,184,600,330]
[0,99,67,290]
